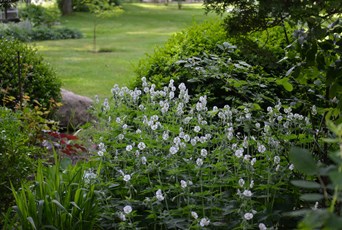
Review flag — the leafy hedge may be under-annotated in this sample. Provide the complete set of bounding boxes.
[0,22,83,42]
[0,39,61,110]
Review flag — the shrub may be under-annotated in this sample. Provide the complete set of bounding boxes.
[19,3,61,27]
[0,21,83,42]
[133,20,297,109]
[0,39,61,110]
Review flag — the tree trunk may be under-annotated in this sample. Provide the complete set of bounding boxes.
[61,0,73,15]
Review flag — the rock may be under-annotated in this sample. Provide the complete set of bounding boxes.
[55,89,93,130]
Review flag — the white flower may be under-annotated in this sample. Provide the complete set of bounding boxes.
[138,142,146,150]
[126,145,133,151]
[251,158,256,166]
[191,211,198,219]
[183,134,190,142]
[141,156,147,165]
[139,104,145,111]
[250,180,254,188]
[235,148,244,158]
[156,189,164,201]
[97,150,104,157]
[162,131,169,140]
[244,212,253,220]
[123,174,131,182]
[98,142,106,152]
[259,223,267,230]
[118,212,126,221]
[122,124,128,129]
[180,180,187,188]
[311,105,317,115]
[242,155,250,162]
[200,217,210,227]
[274,156,280,164]
[289,164,294,170]
[196,158,203,167]
[194,126,201,133]
[238,178,245,187]
[258,144,266,153]
[123,205,132,214]
[116,117,121,123]
[200,149,208,158]
[191,138,197,146]
[118,134,124,140]
[136,129,142,134]
[83,169,97,184]
[169,146,179,155]
[173,137,181,145]
[255,122,261,128]
[243,190,253,197]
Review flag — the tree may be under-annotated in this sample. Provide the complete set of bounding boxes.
[204,0,342,39]
[83,0,123,53]
[57,0,73,15]
[0,0,19,21]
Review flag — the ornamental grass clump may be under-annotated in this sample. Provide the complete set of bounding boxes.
[88,77,317,229]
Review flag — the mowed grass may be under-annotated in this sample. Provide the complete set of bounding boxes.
[34,3,218,98]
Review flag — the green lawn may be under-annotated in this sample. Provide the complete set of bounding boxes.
[34,3,218,98]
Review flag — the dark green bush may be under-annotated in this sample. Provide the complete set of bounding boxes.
[19,4,61,27]
[30,26,83,41]
[134,20,297,108]
[0,23,83,41]
[0,39,61,110]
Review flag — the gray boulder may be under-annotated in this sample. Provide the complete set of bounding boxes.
[55,89,93,130]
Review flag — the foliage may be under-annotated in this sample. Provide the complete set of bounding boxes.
[0,106,48,221]
[4,156,101,229]
[134,20,301,109]
[0,22,83,41]
[203,0,342,36]
[289,120,342,229]
[283,18,342,120]
[80,79,320,229]
[0,39,61,110]
[19,3,61,28]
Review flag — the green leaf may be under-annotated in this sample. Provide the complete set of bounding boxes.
[329,171,342,187]
[289,147,318,175]
[291,180,321,189]
[27,217,37,230]
[276,78,293,92]
[300,193,324,201]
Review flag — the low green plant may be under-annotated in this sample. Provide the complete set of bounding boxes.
[0,106,44,222]
[4,156,101,230]
[0,39,61,110]
[83,78,319,229]
[289,120,342,229]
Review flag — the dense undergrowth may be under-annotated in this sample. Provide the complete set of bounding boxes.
[1,2,342,229]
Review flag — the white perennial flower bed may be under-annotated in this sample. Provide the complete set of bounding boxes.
[90,78,315,229]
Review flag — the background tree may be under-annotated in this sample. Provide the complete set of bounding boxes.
[0,0,19,21]
[203,0,342,38]
[83,0,123,53]
[58,0,73,15]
